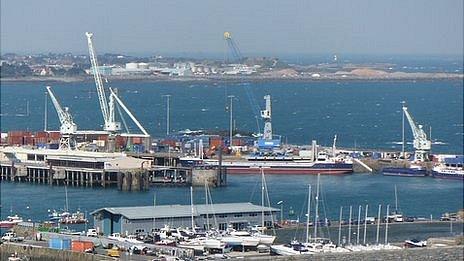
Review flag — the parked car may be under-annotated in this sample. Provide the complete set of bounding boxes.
[1,232,24,242]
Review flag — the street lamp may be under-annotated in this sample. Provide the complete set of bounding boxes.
[162,95,171,136]
[277,200,284,224]
[227,95,235,149]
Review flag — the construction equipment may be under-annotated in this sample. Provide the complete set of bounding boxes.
[46,86,77,150]
[402,103,431,162]
[85,32,150,151]
[261,95,272,140]
[224,31,243,63]
[85,32,121,133]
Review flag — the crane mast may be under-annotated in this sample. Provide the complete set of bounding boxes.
[85,32,120,133]
[261,95,272,140]
[46,86,77,150]
[402,104,431,162]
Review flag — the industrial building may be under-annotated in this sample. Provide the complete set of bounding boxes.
[91,203,279,235]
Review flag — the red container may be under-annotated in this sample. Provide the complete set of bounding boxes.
[48,132,61,140]
[232,139,245,146]
[8,136,23,145]
[161,139,176,147]
[71,240,94,253]
[210,139,224,148]
[23,136,34,145]
[34,137,48,144]
[132,137,142,144]
[35,131,49,138]
[115,136,126,148]
[8,131,31,137]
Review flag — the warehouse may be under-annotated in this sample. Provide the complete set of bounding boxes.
[91,202,279,235]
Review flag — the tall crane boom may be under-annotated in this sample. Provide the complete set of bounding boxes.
[85,32,120,132]
[261,95,272,140]
[46,86,77,150]
[402,104,431,161]
[46,86,77,134]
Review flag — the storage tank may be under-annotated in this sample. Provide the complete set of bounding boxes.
[125,63,138,70]
[138,63,149,69]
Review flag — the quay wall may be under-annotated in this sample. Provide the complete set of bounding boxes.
[354,158,434,173]
[0,243,114,261]
[252,246,464,260]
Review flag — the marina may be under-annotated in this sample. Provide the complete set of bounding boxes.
[1,10,463,258]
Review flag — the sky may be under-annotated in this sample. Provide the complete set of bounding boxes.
[1,0,463,56]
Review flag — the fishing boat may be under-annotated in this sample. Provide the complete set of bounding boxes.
[0,215,23,228]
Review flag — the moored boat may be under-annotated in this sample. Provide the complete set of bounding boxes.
[382,164,427,177]
[432,155,464,180]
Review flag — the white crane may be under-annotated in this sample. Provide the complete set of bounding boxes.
[85,32,121,133]
[46,86,77,150]
[402,103,431,162]
[85,32,149,152]
[260,95,272,140]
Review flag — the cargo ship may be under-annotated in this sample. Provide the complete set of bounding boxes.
[382,164,427,177]
[431,155,464,180]
[216,152,353,175]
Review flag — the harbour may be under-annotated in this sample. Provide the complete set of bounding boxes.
[1,3,463,257]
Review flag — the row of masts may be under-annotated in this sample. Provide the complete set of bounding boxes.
[304,175,398,246]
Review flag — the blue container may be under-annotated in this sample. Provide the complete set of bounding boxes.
[48,143,59,150]
[372,152,381,159]
[49,237,71,250]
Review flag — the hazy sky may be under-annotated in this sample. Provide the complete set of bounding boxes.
[1,0,463,56]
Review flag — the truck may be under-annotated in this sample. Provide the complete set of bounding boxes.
[1,232,24,242]
[86,229,98,237]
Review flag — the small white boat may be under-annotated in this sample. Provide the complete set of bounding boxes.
[270,241,313,256]
[125,234,144,244]
[252,232,276,245]
[108,233,125,242]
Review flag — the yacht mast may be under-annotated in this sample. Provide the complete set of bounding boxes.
[338,206,343,246]
[261,169,265,230]
[376,204,381,244]
[306,184,311,243]
[363,204,368,245]
[313,174,320,239]
[356,205,361,245]
[348,206,352,245]
[190,186,195,232]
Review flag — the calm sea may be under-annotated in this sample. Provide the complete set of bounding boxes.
[0,79,463,228]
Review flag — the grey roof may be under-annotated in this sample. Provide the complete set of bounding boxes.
[91,202,279,220]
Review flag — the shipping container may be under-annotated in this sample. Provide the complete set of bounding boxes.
[8,131,31,137]
[133,144,145,153]
[161,139,176,147]
[34,137,48,144]
[132,137,142,144]
[98,135,108,141]
[49,144,59,150]
[210,138,224,148]
[232,139,245,146]
[49,237,71,250]
[71,240,94,253]
[48,132,61,140]
[8,136,23,145]
[23,136,34,145]
[35,131,49,138]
